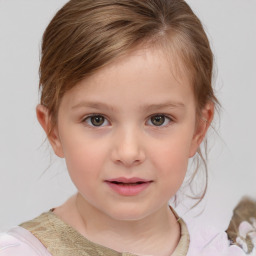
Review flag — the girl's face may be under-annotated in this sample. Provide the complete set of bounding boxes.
[41,47,212,221]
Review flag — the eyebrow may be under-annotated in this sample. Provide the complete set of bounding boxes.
[142,102,185,112]
[71,101,185,112]
[71,102,116,111]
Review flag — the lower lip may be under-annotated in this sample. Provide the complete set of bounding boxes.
[105,181,152,196]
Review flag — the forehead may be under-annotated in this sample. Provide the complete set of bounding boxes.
[60,46,195,110]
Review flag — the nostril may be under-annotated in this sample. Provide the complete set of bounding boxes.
[110,136,146,167]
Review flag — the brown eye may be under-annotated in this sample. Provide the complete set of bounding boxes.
[91,116,104,126]
[148,115,171,127]
[85,115,108,127]
[151,115,165,126]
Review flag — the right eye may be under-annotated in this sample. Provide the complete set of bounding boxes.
[83,115,109,127]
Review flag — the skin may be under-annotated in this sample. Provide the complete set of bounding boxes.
[37,46,214,256]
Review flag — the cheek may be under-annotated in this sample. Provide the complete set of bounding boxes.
[155,149,189,177]
[60,135,108,183]
[152,146,189,198]
[149,135,192,179]
[64,147,105,199]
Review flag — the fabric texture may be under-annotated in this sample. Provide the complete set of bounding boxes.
[226,197,256,254]
[0,226,51,256]
[1,210,251,256]
[187,222,253,256]
[0,210,189,256]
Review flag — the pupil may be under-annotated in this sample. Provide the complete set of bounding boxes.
[152,115,164,126]
[92,116,104,126]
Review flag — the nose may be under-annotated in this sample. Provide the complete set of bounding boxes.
[111,126,146,167]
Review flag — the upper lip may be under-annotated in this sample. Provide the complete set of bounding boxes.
[105,177,152,184]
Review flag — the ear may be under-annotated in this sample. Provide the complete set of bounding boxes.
[189,102,214,157]
[36,104,64,158]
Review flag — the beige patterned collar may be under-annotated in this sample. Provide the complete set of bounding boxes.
[20,209,189,256]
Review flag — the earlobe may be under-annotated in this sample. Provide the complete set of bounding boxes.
[189,102,214,157]
[36,104,64,158]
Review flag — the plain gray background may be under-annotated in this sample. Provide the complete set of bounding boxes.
[0,0,256,231]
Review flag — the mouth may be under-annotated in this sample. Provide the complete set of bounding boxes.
[105,177,153,185]
[108,181,148,186]
[104,177,153,196]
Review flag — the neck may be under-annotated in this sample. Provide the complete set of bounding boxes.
[54,193,180,256]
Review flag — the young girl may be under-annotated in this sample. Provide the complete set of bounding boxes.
[0,0,249,255]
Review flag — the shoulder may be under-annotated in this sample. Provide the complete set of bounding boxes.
[186,222,254,256]
[0,227,52,256]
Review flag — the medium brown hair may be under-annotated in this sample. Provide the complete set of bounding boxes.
[39,0,219,202]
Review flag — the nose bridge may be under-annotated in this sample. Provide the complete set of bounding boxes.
[112,124,145,166]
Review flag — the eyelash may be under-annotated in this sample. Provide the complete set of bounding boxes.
[146,114,173,127]
[82,114,110,127]
[82,114,173,128]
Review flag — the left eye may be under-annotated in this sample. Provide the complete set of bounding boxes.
[84,115,109,127]
[147,115,171,127]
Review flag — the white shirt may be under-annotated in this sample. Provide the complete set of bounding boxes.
[0,227,51,256]
[0,224,252,256]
